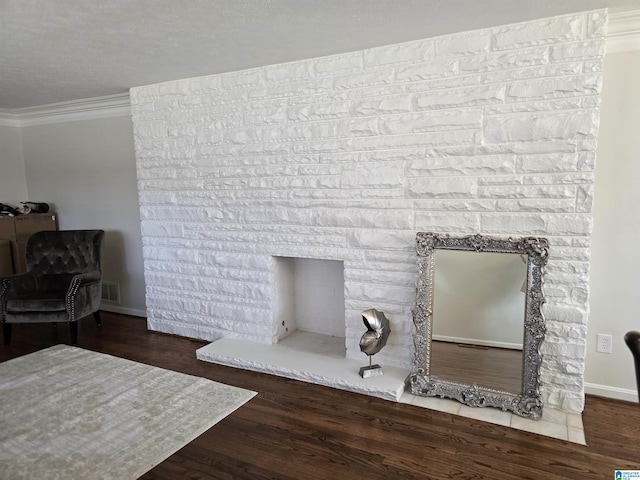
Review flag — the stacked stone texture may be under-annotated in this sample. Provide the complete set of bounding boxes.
[131,10,606,412]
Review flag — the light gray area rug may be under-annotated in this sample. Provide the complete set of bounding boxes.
[0,344,257,480]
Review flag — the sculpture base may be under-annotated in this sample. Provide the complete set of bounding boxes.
[359,364,383,378]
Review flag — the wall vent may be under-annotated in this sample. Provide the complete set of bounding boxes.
[101,282,120,304]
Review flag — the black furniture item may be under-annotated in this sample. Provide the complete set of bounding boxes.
[0,230,104,345]
[625,330,640,403]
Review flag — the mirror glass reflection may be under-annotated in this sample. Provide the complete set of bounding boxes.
[431,250,527,393]
[410,232,549,419]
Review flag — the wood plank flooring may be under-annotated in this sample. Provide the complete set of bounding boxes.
[1,312,639,479]
[430,340,523,392]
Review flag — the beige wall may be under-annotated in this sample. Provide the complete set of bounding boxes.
[20,116,146,316]
[586,50,640,400]
[0,125,28,202]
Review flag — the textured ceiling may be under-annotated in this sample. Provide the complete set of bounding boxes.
[2,0,639,109]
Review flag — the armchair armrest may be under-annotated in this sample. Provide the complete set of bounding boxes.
[65,271,102,321]
[0,273,38,299]
[67,271,102,292]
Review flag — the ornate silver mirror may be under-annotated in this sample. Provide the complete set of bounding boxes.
[410,232,549,419]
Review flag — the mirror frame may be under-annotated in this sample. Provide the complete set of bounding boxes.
[409,232,549,419]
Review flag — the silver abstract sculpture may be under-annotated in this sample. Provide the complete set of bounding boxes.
[359,308,391,378]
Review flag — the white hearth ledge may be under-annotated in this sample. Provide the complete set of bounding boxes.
[196,338,408,402]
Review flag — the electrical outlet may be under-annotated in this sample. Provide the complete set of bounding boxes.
[597,333,613,353]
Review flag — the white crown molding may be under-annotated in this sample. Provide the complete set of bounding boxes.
[0,92,131,127]
[0,110,20,127]
[606,10,640,54]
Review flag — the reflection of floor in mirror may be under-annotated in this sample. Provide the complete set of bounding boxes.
[430,340,522,393]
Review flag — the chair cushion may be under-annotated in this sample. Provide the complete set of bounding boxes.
[6,290,67,313]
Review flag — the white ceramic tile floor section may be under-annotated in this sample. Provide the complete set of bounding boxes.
[197,332,585,445]
[399,391,586,445]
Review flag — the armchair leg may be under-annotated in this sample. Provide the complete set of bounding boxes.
[94,311,101,327]
[69,322,78,345]
[3,323,11,346]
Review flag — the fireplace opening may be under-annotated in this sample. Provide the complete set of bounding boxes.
[273,256,346,358]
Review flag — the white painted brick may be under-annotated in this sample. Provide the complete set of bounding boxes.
[414,212,481,233]
[435,31,492,56]
[313,51,363,76]
[551,247,591,262]
[287,102,351,122]
[313,209,412,229]
[346,230,414,250]
[459,46,549,73]
[351,94,413,116]
[407,74,482,93]
[408,154,515,176]
[542,338,587,358]
[516,153,579,173]
[360,148,426,163]
[345,282,415,306]
[495,199,575,213]
[544,305,588,325]
[414,199,496,212]
[482,62,583,85]
[576,185,594,213]
[484,111,599,143]
[493,14,583,50]
[551,40,605,62]
[341,164,405,188]
[583,60,603,74]
[562,360,585,375]
[415,84,505,110]
[547,261,589,276]
[546,214,593,236]
[364,40,434,66]
[130,10,604,414]
[480,213,548,235]
[345,268,416,286]
[143,246,201,264]
[587,10,608,38]
[396,59,458,81]
[407,177,477,198]
[561,392,585,413]
[478,184,576,199]
[379,110,482,134]
[483,98,583,115]
[264,61,312,83]
[523,173,594,186]
[351,130,477,150]
[506,75,601,102]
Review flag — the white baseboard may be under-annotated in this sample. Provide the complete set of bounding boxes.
[584,382,638,403]
[432,334,522,350]
[99,304,147,318]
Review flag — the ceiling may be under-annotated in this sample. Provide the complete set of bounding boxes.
[2,0,639,110]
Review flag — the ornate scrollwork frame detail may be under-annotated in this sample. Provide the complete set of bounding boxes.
[410,232,549,419]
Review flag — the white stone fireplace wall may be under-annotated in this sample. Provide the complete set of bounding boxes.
[131,10,606,413]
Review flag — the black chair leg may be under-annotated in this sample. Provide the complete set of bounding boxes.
[3,323,11,346]
[624,331,640,403]
[93,311,101,327]
[69,322,78,345]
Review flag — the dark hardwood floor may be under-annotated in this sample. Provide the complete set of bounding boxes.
[1,312,639,479]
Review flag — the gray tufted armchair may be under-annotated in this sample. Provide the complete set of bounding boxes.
[0,230,104,345]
